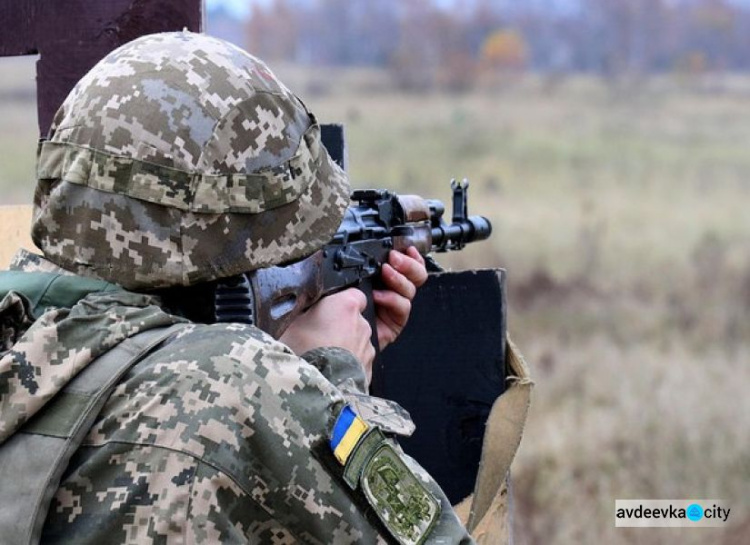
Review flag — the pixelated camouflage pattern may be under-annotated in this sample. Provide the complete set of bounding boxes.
[40,321,474,544]
[9,248,71,275]
[300,347,416,436]
[32,31,350,290]
[301,346,370,392]
[2,256,473,543]
[0,291,33,353]
[0,284,183,443]
[344,392,416,437]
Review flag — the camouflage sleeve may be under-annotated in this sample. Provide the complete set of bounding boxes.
[42,324,473,544]
[301,346,476,543]
[301,346,368,394]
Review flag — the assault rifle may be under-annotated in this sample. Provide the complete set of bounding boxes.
[214,180,492,348]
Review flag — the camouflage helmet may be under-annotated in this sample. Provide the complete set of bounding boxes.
[32,31,350,290]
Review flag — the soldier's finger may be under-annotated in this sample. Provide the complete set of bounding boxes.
[381,263,417,300]
[405,245,426,266]
[390,250,428,288]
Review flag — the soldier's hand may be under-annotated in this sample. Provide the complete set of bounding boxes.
[279,288,376,377]
[373,246,428,351]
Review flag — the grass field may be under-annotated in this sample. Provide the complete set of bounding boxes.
[1,58,748,543]
[294,69,750,545]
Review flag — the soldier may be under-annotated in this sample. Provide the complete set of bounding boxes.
[0,32,474,543]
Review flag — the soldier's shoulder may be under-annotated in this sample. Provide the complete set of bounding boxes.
[87,321,340,464]
[164,321,288,359]
[121,321,315,401]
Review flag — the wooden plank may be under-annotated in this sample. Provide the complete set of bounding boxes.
[0,0,36,56]
[0,205,34,268]
[0,0,203,135]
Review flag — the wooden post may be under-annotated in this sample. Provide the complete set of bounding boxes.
[0,0,203,136]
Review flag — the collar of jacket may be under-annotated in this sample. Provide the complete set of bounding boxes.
[0,270,121,319]
[2,250,124,318]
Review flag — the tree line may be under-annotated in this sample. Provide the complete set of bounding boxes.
[243,0,750,90]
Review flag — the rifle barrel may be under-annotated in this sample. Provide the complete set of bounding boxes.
[431,215,492,252]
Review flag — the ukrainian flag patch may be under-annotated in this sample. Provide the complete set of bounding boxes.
[331,405,369,465]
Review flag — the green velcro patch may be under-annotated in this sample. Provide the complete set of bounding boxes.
[361,442,441,545]
[343,428,386,489]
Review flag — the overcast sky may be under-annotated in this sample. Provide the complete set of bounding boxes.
[205,0,581,19]
[207,0,252,18]
[206,0,750,20]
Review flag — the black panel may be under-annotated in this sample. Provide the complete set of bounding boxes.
[372,269,506,503]
[320,123,347,171]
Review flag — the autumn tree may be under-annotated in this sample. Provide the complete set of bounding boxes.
[237,0,750,79]
[246,0,299,61]
[481,29,527,71]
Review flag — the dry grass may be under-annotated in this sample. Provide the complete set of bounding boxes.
[514,333,749,544]
[1,60,748,543]
[0,56,38,205]
[290,68,750,543]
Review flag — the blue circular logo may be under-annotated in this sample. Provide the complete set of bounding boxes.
[687,504,703,521]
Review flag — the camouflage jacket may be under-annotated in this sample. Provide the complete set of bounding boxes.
[0,251,473,544]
